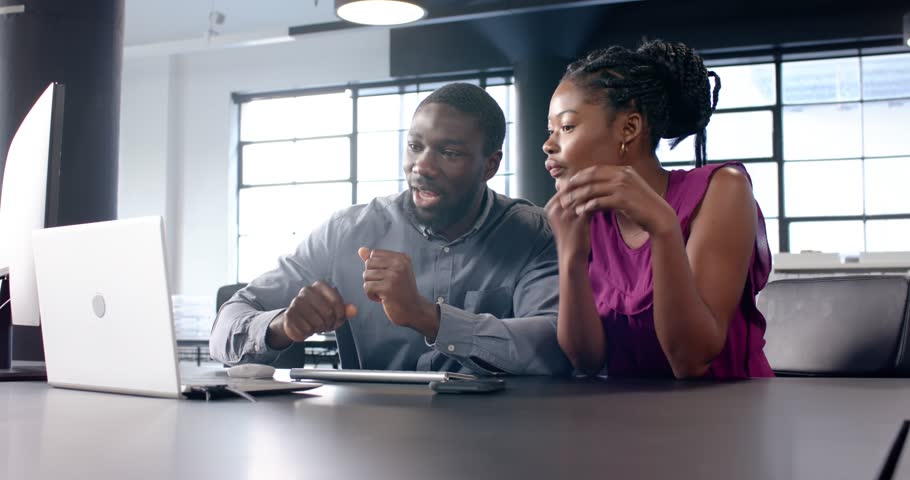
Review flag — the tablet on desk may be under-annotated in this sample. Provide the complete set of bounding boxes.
[289,368,477,384]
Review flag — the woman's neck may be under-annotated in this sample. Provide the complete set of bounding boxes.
[631,153,670,198]
[614,153,671,239]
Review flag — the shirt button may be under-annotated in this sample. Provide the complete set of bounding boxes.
[443,246,450,253]
[447,344,456,352]
[436,296,445,303]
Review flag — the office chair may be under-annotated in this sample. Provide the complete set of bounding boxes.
[215,282,247,313]
[757,275,910,377]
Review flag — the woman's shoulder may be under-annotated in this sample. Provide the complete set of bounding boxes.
[668,162,754,231]
[704,164,753,197]
[677,161,748,185]
[671,162,750,201]
[687,163,759,242]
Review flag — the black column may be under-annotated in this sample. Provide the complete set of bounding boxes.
[0,0,123,362]
[514,56,569,207]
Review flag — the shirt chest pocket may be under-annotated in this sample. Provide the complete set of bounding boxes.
[463,286,513,318]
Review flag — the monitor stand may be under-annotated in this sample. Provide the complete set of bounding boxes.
[1,320,46,381]
[0,275,46,381]
[0,361,47,382]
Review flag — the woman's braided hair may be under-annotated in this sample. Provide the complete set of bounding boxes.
[564,40,721,167]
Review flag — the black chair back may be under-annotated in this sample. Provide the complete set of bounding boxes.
[758,275,910,376]
[216,283,247,313]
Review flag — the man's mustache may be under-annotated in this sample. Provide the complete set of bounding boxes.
[409,177,442,193]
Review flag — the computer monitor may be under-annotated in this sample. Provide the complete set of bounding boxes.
[0,83,64,380]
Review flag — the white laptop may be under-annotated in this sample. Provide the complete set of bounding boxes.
[31,216,320,399]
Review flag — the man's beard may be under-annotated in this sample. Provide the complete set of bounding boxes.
[403,179,484,234]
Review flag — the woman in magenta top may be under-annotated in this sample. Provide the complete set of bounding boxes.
[543,40,774,379]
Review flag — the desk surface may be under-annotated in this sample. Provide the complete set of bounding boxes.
[3,376,910,479]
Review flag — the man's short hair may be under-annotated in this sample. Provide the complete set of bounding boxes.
[417,83,506,156]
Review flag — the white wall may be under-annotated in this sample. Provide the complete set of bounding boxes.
[118,55,180,285]
[118,56,172,219]
[119,28,391,296]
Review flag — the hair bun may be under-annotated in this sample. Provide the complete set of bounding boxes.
[636,40,716,140]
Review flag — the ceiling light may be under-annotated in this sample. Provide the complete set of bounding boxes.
[335,0,426,26]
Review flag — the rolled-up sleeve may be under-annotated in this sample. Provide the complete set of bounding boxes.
[209,219,333,366]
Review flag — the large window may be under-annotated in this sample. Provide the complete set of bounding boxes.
[235,73,516,282]
[658,47,910,255]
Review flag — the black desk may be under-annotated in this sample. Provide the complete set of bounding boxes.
[3,376,910,479]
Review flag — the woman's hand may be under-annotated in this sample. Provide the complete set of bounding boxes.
[545,190,591,263]
[547,187,606,375]
[560,165,677,237]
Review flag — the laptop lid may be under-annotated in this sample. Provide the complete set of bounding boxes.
[32,216,182,398]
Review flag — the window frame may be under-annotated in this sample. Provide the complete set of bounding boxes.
[662,40,910,253]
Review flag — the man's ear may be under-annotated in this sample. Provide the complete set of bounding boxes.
[483,150,503,181]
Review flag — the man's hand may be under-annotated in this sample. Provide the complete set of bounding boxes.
[359,247,440,341]
[266,281,357,350]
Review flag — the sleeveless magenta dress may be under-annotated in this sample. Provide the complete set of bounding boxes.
[587,162,774,378]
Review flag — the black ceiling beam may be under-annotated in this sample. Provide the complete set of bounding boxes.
[288,0,640,37]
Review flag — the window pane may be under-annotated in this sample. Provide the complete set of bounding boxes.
[401,92,421,124]
[862,53,910,101]
[486,76,510,87]
[657,136,695,164]
[239,183,351,236]
[503,123,517,174]
[783,103,862,160]
[707,111,773,160]
[357,180,404,204]
[763,218,779,255]
[782,57,860,104]
[419,80,479,93]
[866,220,910,252]
[658,111,773,163]
[358,85,399,96]
[711,63,776,109]
[486,85,516,123]
[784,160,863,217]
[863,100,910,158]
[486,174,519,198]
[242,138,350,185]
[487,174,508,195]
[864,157,910,215]
[358,94,404,132]
[240,92,352,142]
[357,131,403,181]
[789,220,864,254]
[507,84,516,121]
[742,162,779,217]
[238,234,300,282]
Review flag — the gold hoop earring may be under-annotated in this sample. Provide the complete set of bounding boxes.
[620,142,627,157]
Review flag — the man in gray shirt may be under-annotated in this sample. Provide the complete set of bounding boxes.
[210,83,569,375]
